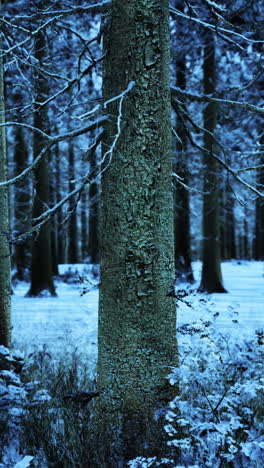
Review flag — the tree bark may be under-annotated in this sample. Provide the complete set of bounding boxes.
[26,31,56,297]
[92,1,177,465]
[0,10,11,347]
[199,32,227,293]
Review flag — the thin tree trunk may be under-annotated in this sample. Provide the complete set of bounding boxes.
[13,125,31,280]
[81,190,88,261]
[88,149,99,264]
[50,155,59,275]
[55,143,66,265]
[174,54,194,283]
[199,32,227,293]
[254,136,264,259]
[26,31,56,297]
[0,13,11,346]
[92,1,177,465]
[220,176,237,260]
[67,144,79,264]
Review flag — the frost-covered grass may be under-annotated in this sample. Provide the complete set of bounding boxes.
[2,260,263,466]
[0,344,96,467]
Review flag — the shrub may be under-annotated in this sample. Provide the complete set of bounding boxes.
[129,303,264,467]
[20,345,96,467]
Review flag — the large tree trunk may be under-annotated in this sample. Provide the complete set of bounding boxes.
[26,31,56,297]
[0,15,11,347]
[199,32,227,293]
[92,1,177,465]
[174,54,194,283]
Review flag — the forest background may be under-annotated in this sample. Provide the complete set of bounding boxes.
[0,0,263,467]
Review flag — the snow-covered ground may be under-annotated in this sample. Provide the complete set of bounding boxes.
[12,261,263,369]
[179,260,264,335]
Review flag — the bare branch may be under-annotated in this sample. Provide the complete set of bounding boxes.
[171,86,264,116]
[0,116,108,187]
[170,6,264,44]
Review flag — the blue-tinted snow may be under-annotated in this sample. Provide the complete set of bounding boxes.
[11,261,263,370]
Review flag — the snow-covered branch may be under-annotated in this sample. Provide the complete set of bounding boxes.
[171,87,264,116]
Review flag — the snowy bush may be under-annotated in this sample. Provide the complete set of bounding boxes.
[0,346,36,467]
[130,312,264,467]
[167,320,264,467]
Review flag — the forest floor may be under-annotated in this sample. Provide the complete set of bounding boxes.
[12,260,264,373]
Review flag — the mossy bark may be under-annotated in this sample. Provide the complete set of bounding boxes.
[199,32,227,293]
[26,31,56,297]
[92,0,177,465]
[0,12,11,347]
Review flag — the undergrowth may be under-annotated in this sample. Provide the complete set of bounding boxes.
[0,345,96,467]
[1,287,263,467]
[129,300,264,468]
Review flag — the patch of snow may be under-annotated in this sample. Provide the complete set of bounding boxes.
[13,456,34,468]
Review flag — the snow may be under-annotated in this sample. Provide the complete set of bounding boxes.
[12,261,263,368]
[186,261,264,334]
[12,267,98,373]
[13,456,34,468]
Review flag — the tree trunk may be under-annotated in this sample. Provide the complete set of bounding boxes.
[199,32,227,293]
[68,144,79,264]
[55,143,66,265]
[0,15,11,347]
[88,149,100,264]
[26,31,56,297]
[81,190,88,261]
[220,175,236,260]
[92,1,177,465]
[254,136,264,260]
[174,54,194,283]
[49,153,59,276]
[13,125,31,280]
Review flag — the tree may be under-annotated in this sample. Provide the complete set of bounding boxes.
[254,136,264,260]
[199,31,227,293]
[92,0,177,464]
[173,48,194,283]
[220,174,237,260]
[26,30,56,297]
[13,125,31,280]
[0,8,11,347]
[67,144,79,264]
[87,148,100,264]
